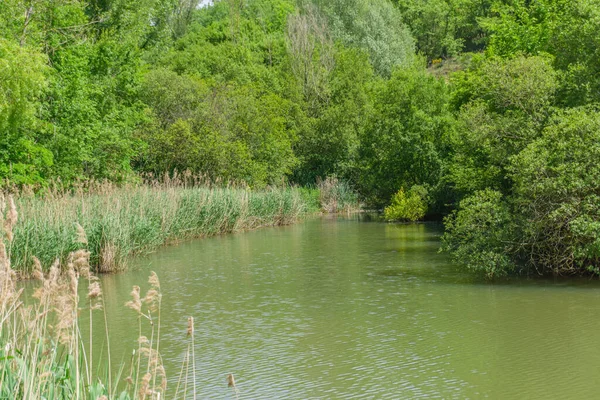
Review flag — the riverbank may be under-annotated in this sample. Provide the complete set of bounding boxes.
[0,180,359,399]
[0,206,199,398]
[7,176,359,275]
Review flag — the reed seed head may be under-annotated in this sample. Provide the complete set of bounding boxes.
[227,373,236,388]
[187,316,194,337]
[32,257,44,281]
[157,365,167,392]
[125,285,142,314]
[148,271,160,289]
[87,280,103,310]
[4,195,17,242]
[75,222,88,245]
[139,372,152,399]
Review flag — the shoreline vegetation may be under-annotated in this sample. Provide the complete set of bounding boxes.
[0,177,356,398]
[4,0,600,278]
[6,174,359,276]
[0,194,234,399]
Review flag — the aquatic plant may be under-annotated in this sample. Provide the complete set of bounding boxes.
[8,175,307,275]
[0,194,240,399]
[317,176,360,213]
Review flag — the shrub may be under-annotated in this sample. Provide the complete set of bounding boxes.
[508,107,600,275]
[441,189,515,277]
[383,185,428,222]
[443,108,600,277]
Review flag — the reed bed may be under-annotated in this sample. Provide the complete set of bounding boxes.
[0,194,238,399]
[316,176,360,214]
[8,178,306,275]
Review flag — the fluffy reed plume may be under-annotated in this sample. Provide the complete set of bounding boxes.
[4,195,17,242]
[148,271,160,290]
[227,373,236,387]
[73,249,92,278]
[139,372,152,399]
[31,256,44,281]
[75,222,88,245]
[126,286,143,314]
[227,373,240,400]
[88,281,102,310]
[187,316,194,337]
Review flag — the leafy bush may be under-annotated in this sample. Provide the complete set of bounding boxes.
[443,107,600,277]
[384,185,428,222]
[508,107,600,275]
[442,189,514,277]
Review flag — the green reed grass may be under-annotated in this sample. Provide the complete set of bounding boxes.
[9,180,307,275]
[0,174,359,399]
[0,194,239,399]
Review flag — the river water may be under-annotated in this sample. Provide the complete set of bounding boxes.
[95,215,600,399]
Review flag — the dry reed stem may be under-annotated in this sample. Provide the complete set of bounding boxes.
[227,373,240,400]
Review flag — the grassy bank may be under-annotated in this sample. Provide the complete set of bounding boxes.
[0,197,218,398]
[7,176,360,275]
[0,176,358,398]
[9,180,306,275]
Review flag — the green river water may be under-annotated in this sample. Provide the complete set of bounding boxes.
[93,216,600,399]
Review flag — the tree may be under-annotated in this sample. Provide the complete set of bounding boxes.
[394,0,493,61]
[137,69,298,185]
[0,39,52,185]
[482,0,600,106]
[309,0,415,76]
[292,47,375,184]
[357,65,450,206]
[446,55,558,196]
[509,108,600,275]
[286,4,334,111]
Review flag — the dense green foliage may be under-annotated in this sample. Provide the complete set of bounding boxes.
[441,1,600,277]
[11,182,307,274]
[384,185,428,222]
[4,0,600,276]
[394,0,492,60]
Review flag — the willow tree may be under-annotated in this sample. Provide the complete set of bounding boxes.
[308,0,415,76]
[286,4,334,111]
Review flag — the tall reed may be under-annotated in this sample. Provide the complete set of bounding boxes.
[9,176,306,275]
[0,194,240,399]
[316,176,360,213]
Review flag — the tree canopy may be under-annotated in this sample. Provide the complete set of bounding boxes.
[3,0,600,276]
